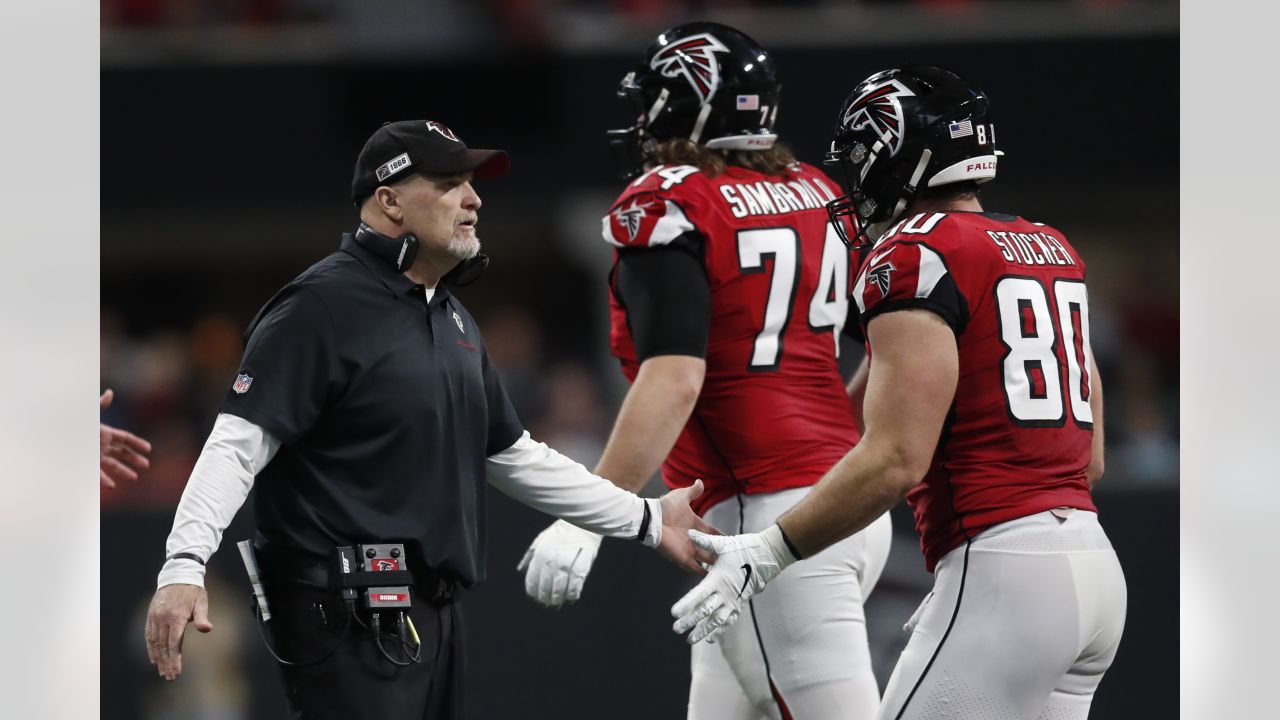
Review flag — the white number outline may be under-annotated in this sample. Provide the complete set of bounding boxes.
[737,227,801,371]
[806,224,850,358]
[737,224,851,371]
[994,276,1093,428]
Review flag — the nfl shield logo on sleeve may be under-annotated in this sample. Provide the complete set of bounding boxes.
[232,372,254,394]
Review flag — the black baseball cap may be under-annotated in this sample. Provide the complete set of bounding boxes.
[351,120,510,205]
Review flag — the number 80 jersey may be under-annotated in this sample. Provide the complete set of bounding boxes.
[602,162,861,516]
[854,211,1099,571]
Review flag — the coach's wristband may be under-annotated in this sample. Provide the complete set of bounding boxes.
[638,498,662,548]
[167,552,206,565]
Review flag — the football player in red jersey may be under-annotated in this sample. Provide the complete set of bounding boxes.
[673,66,1128,720]
[517,22,893,720]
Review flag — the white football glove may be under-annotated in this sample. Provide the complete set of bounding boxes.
[516,519,604,608]
[671,525,797,645]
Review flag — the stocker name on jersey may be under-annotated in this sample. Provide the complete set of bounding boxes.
[718,176,838,218]
[986,228,1077,267]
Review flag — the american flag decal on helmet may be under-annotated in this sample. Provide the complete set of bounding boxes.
[650,33,731,105]
[843,79,915,157]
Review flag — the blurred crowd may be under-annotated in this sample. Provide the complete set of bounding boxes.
[101,0,1170,46]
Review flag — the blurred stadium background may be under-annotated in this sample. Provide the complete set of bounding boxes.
[100,1,1177,717]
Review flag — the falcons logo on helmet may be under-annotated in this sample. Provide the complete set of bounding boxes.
[614,198,653,243]
[843,78,915,157]
[649,33,731,105]
[425,121,459,142]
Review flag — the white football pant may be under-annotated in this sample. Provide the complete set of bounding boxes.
[689,487,893,720]
[878,509,1127,720]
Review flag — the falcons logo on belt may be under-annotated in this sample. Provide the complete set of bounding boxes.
[843,78,915,157]
[650,33,731,104]
[614,199,653,243]
[425,121,459,142]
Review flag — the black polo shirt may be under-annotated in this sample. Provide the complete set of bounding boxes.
[223,233,523,586]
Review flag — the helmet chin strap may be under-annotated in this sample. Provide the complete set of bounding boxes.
[688,103,713,143]
[886,148,933,226]
[647,87,670,126]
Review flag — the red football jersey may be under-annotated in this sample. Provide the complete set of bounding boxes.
[853,211,1098,570]
[602,162,861,515]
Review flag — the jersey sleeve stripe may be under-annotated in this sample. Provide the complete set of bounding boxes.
[915,244,949,299]
[648,200,696,247]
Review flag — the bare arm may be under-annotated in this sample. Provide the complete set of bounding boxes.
[777,310,958,558]
[845,354,871,432]
[593,355,706,492]
[1086,350,1105,486]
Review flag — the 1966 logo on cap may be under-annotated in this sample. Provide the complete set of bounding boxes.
[376,152,412,181]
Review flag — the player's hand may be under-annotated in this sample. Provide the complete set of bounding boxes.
[144,583,212,681]
[100,389,152,489]
[654,479,722,576]
[517,520,603,608]
[671,524,797,645]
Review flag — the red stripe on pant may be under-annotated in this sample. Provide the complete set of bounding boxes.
[769,678,795,720]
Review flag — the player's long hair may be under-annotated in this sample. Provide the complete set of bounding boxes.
[650,138,798,179]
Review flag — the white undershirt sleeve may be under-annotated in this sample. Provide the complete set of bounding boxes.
[486,431,662,547]
[156,413,281,589]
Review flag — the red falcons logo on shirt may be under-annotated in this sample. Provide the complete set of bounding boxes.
[868,260,897,296]
[843,78,915,157]
[614,198,653,243]
[650,33,731,104]
[425,121,459,142]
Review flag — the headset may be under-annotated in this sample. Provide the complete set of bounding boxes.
[353,223,489,286]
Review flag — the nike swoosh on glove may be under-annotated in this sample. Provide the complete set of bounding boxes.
[670,525,797,644]
[517,520,604,608]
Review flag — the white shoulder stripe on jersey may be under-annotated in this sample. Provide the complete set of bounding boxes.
[647,200,695,246]
[600,199,695,248]
[915,245,949,299]
[600,214,617,246]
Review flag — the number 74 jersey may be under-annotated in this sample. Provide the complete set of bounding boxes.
[602,161,862,516]
[854,211,1098,571]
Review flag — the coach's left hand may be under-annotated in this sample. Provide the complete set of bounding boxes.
[145,583,212,680]
[654,479,721,576]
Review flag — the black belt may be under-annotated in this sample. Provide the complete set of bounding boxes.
[260,552,460,603]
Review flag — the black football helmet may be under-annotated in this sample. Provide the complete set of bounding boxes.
[607,22,781,179]
[825,66,1001,247]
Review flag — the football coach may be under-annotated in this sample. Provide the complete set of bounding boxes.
[143,120,715,719]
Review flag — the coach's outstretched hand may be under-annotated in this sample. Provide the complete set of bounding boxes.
[100,389,152,488]
[671,524,797,644]
[655,479,721,576]
[145,583,212,680]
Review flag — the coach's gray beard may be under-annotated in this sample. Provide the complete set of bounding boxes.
[446,232,480,261]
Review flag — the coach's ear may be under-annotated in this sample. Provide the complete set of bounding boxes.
[371,185,404,223]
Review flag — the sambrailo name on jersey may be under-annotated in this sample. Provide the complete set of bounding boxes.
[987,230,1076,267]
[719,178,836,218]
